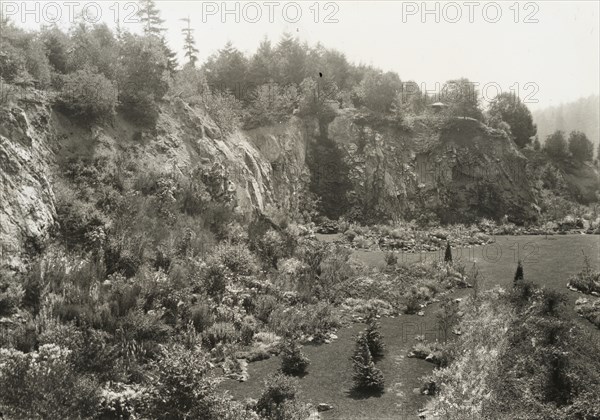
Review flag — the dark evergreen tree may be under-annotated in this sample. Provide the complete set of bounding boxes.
[444,241,453,263]
[274,33,307,85]
[181,16,198,66]
[568,130,594,163]
[487,92,537,148]
[351,333,384,392]
[137,0,165,35]
[544,130,569,160]
[281,340,310,376]
[514,260,524,282]
[365,312,385,360]
[160,37,178,76]
[202,41,248,96]
[248,37,274,85]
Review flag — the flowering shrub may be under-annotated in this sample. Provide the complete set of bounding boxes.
[98,382,145,419]
[145,344,256,419]
[0,344,100,418]
[212,243,259,276]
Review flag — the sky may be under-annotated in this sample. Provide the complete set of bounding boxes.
[4,1,599,110]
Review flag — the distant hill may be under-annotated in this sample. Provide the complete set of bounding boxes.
[532,95,600,148]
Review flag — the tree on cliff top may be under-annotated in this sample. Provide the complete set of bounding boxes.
[181,16,199,66]
[544,130,569,160]
[138,0,165,35]
[439,78,484,121]
[568,130,594,163]
[488,92,537,148]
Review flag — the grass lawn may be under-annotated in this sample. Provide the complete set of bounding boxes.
[221,234,600,419]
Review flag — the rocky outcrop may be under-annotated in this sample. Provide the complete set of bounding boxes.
[0,94,308,271]
[326,110,537,223]
[0,93,56,271]
[0,93,542,270]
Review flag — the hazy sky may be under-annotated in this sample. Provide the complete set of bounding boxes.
[5,1,599,109]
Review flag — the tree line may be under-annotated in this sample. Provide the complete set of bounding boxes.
[2,0,594,161]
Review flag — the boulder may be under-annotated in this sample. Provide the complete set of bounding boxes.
[317,403,333,412]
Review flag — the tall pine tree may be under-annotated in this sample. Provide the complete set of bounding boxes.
[181,16,198,66]
[137,0,177,74]
[137,0,164,35]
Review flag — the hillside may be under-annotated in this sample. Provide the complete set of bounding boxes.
[1,91,544,271]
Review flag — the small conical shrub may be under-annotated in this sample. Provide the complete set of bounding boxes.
[514,260,524,282]
[444,241,453,263]
[351,333,384,392]
[281,340,310,376]
[365,312,385,360]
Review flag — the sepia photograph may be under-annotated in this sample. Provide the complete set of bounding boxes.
[0,1,599,419]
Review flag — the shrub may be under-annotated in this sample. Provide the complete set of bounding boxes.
[54,186,108,252]
[384,251,398,266]
[280,340,310,376]
[404,290,422,314]
[567,254,600,295]
[203,261,227,300]
[351,333,384,393]
[245,83,299,128]
[239,316,257,345]
[189,303,214,332]
[539,288,567,317]
[436,297,460,343]
[255,373,309,420]
[0,276,24,316]
[254,295,279,324]
[202,322,239,349]
[58,68,119,121]
[212,243,259,275]
[254,229,293,269]
[0,345,100,419]
[575,298,600,328]
[146,344,252,420]
[201,89,245,135]
[509,279,537,310]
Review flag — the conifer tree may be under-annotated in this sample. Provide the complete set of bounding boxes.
[514,260,524,282]
[351,333,384,392]
[181,16,199,66]
[281,339,310,376]
[137,0,176,74]
[444,241,453,263]
[364,311,385,360]
[137,0,165,35]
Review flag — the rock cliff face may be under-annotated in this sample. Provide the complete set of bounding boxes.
[0,93,560,270]
[325,110,537,224]
[0,92,56,270]
[0,94,308,271]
